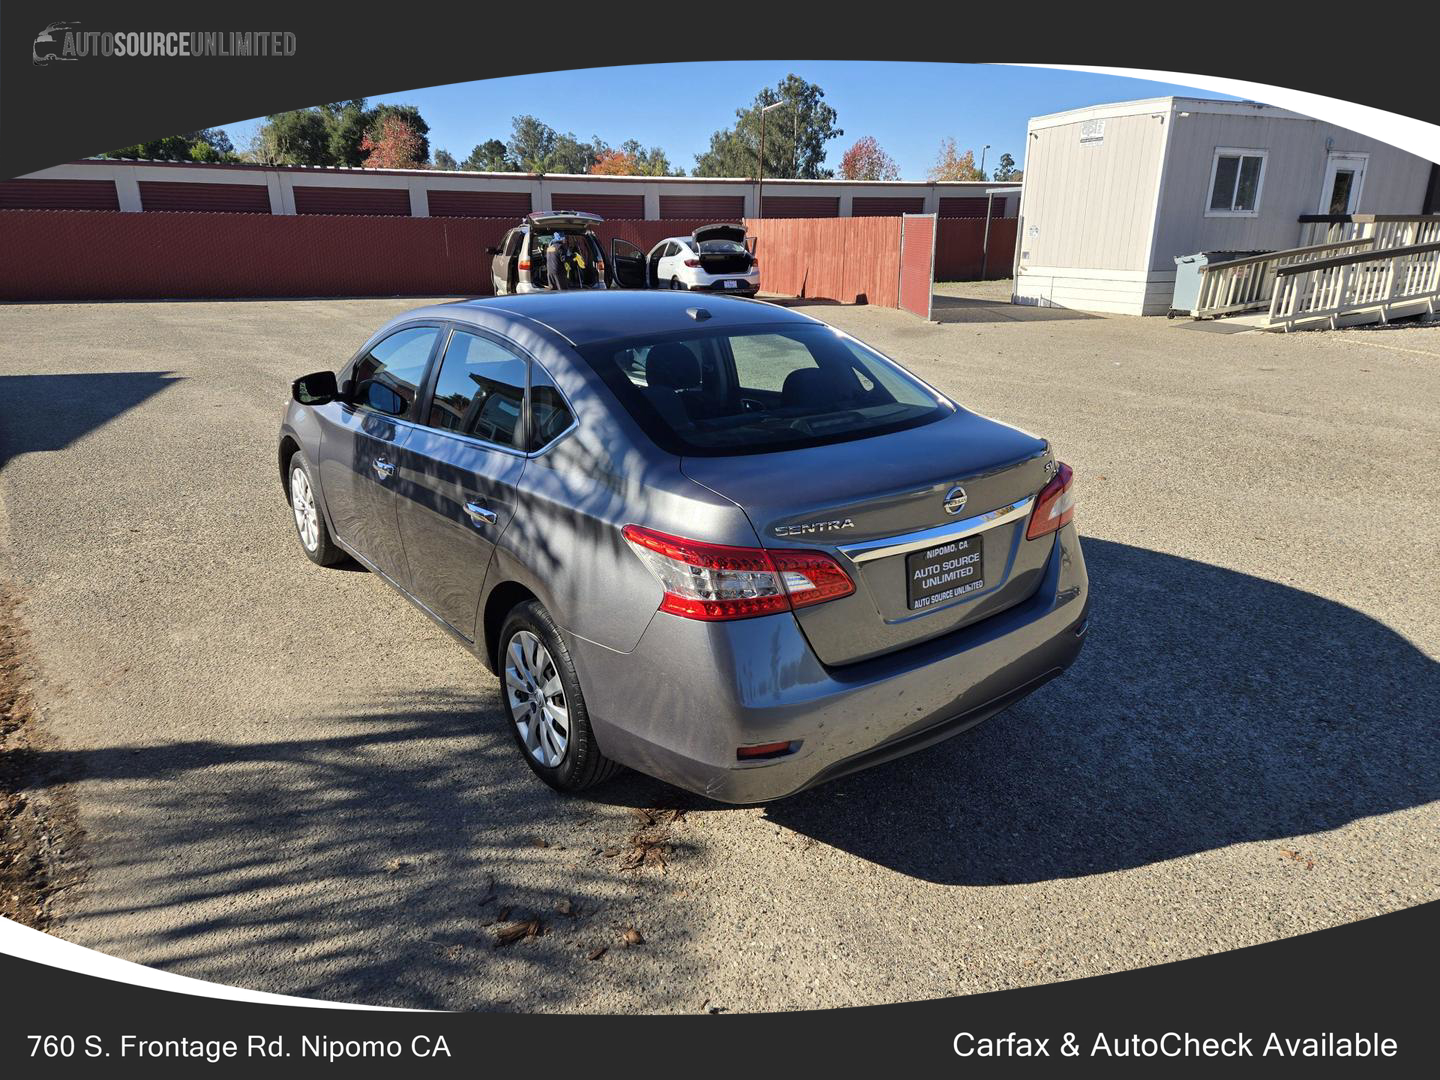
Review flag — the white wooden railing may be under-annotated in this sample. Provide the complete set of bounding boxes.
[1269,241,1440,331]
[1297,214,1440,249]
[1193,237,1379,317]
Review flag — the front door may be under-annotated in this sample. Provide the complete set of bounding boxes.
[1320,152,1368,215]
[395,328,528,638]
[609,238,649,288]
[316,324,442,583]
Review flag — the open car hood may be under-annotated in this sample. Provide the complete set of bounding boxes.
[530,211,604,231]
[692,223,747,245]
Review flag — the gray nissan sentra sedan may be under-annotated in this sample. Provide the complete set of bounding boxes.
[278,292,1088,803]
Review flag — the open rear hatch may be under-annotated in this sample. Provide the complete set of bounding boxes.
[692,223,752,275]
[682,410,1054,666]
[530,211,605,232]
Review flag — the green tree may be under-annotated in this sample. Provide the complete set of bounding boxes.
[319,100,370,167]
[253,108,335,165]
[620,139,683,176]
[250,101,431,168]
[693,75,841,179]
[991,152,1023,182]
[462,139,516,172]
[102,129,238,163]
[432,148,459,171]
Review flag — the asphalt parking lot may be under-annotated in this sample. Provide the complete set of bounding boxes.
[1,283,1437,1012]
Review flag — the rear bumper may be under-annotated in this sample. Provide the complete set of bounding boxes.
[569,524,1089,803]
[684,272,760,296]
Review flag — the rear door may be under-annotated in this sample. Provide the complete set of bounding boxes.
[394,327,527,638]
[316,324,443,583]
[610,238,649,289]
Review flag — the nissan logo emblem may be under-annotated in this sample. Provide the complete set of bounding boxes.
[943,485,968,515]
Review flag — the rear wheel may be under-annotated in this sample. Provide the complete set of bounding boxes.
[498,600,621,793]
[288,451,346,567]
[669,276,685,290]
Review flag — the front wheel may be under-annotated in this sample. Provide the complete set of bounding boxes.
[288,451,346,566]
[498,600,621,793]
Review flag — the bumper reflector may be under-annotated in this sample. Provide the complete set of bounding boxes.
[736,741,797,761]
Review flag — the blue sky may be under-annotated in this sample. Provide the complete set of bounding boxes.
[219,62,1231,179]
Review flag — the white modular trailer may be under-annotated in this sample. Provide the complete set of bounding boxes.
[1013,97,1436,315]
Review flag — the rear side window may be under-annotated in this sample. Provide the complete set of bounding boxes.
[353,326,440,419]
[579,324,951,456]
[528,366,575,451]
[427,330,527,448]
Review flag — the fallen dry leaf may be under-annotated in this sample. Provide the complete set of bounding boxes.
[588,946,607,961]
[493,919,544,947]
[622,927,644,947]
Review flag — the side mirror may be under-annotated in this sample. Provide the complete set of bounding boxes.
[292,370,339,405]
[355,379,407,417]
[486,246,503,256]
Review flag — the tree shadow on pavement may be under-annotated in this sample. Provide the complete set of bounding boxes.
[0,373,181,471]
[930,291,1099,325]
[15,691,698,1011]
[766,538,1439,885]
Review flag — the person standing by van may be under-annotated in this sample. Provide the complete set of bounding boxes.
[545,233,576,290]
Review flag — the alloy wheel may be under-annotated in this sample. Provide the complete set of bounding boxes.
[291,467,319,552]
[505,630,570,767]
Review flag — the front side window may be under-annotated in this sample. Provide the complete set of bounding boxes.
[579,324,952,456]
[352,325,440,418]
[426,330,528,448]
[1207,148,1267,216]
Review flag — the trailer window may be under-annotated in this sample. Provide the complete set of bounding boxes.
[1207,148,1267,216]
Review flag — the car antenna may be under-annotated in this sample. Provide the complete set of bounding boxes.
[686,307,712,321]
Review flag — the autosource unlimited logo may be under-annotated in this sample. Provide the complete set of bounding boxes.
[33,22,296,66]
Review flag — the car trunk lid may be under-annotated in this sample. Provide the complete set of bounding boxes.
[692,223,752,275]
[681,410,1054,665]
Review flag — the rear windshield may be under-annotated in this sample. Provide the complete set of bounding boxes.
[697,240,748,254]
[577,324,953,456]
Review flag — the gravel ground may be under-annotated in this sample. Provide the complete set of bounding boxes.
[0,285,1436,1012]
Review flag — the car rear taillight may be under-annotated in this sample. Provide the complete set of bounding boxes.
[518,258,531,271]
[621,525,854,621]
[683,258,701,268]
[1026,462,1076,540]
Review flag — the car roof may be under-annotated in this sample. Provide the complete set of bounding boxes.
[430,292,813,347]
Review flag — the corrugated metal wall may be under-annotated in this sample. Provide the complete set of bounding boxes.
[549,193,644,218]
[758,196,839,218]
[853,196,925,217]
[659,194,744,219]
[427,190,532,217]
[292,186,411,216]
[138,180,270,213]
[744,217,902,307]
[0,178,120,211]
[935,218,1018,280]
[0,211,732,301]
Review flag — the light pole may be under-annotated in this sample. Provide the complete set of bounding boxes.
[980,144,990,179]
[757,100,783,219]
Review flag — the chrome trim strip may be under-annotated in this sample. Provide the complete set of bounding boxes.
[836,497,1035,564]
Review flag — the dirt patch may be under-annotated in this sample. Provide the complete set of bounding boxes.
[0,584,84,930]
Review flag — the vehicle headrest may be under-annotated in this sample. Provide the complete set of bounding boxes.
[646,343,702,390]
[782,366,853,407]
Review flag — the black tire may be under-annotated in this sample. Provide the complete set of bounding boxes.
[286,450,346,567]
[498,600,622,793]
[670,276,684,290]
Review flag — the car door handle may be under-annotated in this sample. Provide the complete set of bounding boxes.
[464,501,498,527]
[372,458,396,479]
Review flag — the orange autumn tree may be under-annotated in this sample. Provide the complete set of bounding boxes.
[590,149,641,175]
[928,138,986,181]
[839,136,900,181]
[359,114,425,169]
